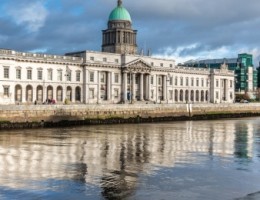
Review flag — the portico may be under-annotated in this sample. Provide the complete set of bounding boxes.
[122,59,152,103]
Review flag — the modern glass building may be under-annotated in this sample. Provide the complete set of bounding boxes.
[185,54,258,94]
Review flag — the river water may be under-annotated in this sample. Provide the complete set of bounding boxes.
[0,118,260,200]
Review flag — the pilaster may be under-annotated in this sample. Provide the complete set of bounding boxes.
[140,73,144,101]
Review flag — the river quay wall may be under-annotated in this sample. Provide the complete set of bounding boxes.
[0,103,260,129]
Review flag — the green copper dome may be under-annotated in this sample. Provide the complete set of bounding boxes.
[109,1,132,22]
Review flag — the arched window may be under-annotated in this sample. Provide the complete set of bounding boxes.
[47,86,53,100]
[185,90,189,102]
[66,86,72,101]
[57,86,63,102]
[75,87,81,102]
[36,85,43,102]
[191,90,194,101]
[15,85,22,103]
[175,90,178,102]
[180,90,183,102]
[206,91,209,102]
[201,90,204,102]
[26,85,33,102]
[196,90,199,101]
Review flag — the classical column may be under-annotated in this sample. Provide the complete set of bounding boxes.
[123,72,128,102]
[155,75,158,103]
[62,87,66,102]
[146,74,151,100]
[111,72,114,101]
[225,79,229,102]
[43,82,47,102]
[163,75,167,101]
[22,85,26,103]
[83,67,89,104]
[33,86,37,103]
[132,73,136,101]
[140,73,144,101]
[107,72,111,101]
[71,87,75,103]
[97,71,100,104]
[53,86,57,102]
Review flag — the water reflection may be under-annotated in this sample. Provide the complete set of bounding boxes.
[0,118,259,200]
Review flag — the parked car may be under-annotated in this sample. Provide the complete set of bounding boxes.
[240,99,249,103]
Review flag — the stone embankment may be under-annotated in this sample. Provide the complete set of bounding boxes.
[0,103,260,129]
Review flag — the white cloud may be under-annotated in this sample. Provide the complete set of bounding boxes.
[7,1,48,32]
[154,44,235,64]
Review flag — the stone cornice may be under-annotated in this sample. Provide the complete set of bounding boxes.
[0,49,83,66]
[0,56,82,66]
[83,62,121,69]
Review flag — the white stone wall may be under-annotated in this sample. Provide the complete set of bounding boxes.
[0,49,235,105]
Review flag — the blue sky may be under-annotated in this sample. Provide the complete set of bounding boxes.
[0,0,260,65]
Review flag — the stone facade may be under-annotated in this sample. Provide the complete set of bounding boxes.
[0,1,235,105]
[0,49,235,105]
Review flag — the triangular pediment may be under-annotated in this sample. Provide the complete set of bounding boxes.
[123,59,151,73]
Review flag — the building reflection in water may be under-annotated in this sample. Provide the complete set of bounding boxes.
[0,119,255,199]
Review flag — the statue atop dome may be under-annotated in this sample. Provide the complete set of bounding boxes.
[118,0,122,7]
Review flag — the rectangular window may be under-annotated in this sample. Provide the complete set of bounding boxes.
[89,88,94,99]
[89,72,94,82]
[3,86,9,97]
[16,69,21,79]
[48,70,53,81]
[230,92,233,99]
[76,71,81,82]
[169,77,173,85]
[27,69,32,80]
[57,70,62,81]
[66,71,71,81]
[114,73,119,83]
[158,77,162,85]
[100,73,105,83]
[180,78,183,86]
[114,89,119,99]
[37,70,43,80]
[4,68,9,79]
[135,76,139,84]
[169,90,173,100]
